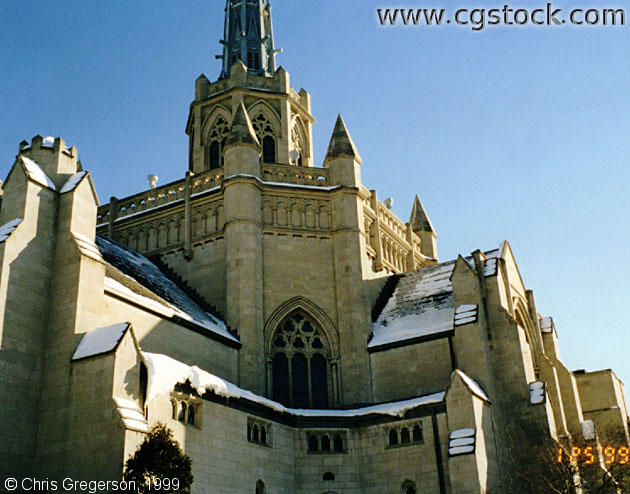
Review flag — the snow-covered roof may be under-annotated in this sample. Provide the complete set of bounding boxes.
[370,247,502,350]
[96,234,237,344]
[61,171,87,194]
[20,156,56,190]
[72,322,130,361]
[0,218,22,243]
[370,260,456,349]
[142,351,445,418]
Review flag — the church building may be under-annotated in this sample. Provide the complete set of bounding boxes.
[0,1,628,492]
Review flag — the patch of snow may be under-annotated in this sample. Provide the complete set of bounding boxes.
[72,323,129,360]
[449,428,476,456]
[114,397,140,410]
[0,218,22,243]
[225,173,339,191]
[540,317,553,333]
[455,304,477,314]
[72,232,103,262]
[529,381,546,405]
[454,316,477,326]
[142,351,445,417]
[20,156,56,190]
[122,418,150,433]
[42,136,55,147]
[118,407,146,422]
[581,420,596,441]
[483,258,497,276]
[450,428,475,439]
[60,171,87,194]
[450,437,475,447]
[455,370,490,402]
[449,445,475,456]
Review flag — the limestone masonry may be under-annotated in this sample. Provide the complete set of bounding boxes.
[0,1,628,493]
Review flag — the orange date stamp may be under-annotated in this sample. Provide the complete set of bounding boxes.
[557,446,630,465]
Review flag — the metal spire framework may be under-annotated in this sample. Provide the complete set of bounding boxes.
[217,0,278,79]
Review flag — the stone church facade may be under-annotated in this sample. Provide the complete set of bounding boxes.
[1,1,628,492]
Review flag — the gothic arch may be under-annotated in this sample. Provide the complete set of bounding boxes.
[264,297,340,408]
[264,297,339,357]
[513,297,542,367]
[290,115,309,165]
[201,105,232,141]
[247,100,281,133]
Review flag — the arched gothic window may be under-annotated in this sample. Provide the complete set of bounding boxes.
[251,113,276,163]
[255,480,265,494]
[271,311,330,408]
[291,121,306,166]
[401,480,417,494]
[206,116,230,169]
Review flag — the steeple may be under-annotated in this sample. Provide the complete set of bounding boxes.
[218,0,278,79]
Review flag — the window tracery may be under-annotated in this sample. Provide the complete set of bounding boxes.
[206,116,230,169]
[251,113,276,163]
[270,311,330,408]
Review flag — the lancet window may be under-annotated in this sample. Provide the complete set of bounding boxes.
[206,116,230,169]
[270,311,330,409]
[291,121,306,166]
[251,113,276,163]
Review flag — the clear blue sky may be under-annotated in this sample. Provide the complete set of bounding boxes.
[1,1,628,387]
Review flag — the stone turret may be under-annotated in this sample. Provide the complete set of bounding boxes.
[223,104,265,394]
[324,115,362,187]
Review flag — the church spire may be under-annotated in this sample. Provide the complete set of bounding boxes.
[218,0,278,79]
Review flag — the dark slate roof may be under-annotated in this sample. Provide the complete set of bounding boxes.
[96,234,238,345]
[370,247,501,350]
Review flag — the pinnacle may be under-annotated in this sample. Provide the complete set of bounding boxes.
[225,102,260,150]
[325,114,362,163]
[409,195,435,234]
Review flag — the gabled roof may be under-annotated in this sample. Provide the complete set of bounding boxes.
[95,234,238,345]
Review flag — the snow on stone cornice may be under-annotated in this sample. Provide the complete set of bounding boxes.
[72,232,103,262]
[60,171,87,194]
[20,156,56,190]
[0,218,22,243]
[142,351,445,417]
[96,234,237,343]
[72,322,130,361]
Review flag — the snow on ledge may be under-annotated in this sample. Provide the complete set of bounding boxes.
[72,322,130,360]
[61,170,87,194]
[142,351,445,418]
[581,420,596,441]
[455,370,490,402]
[0,218,22,243]
[20,156,56,190]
